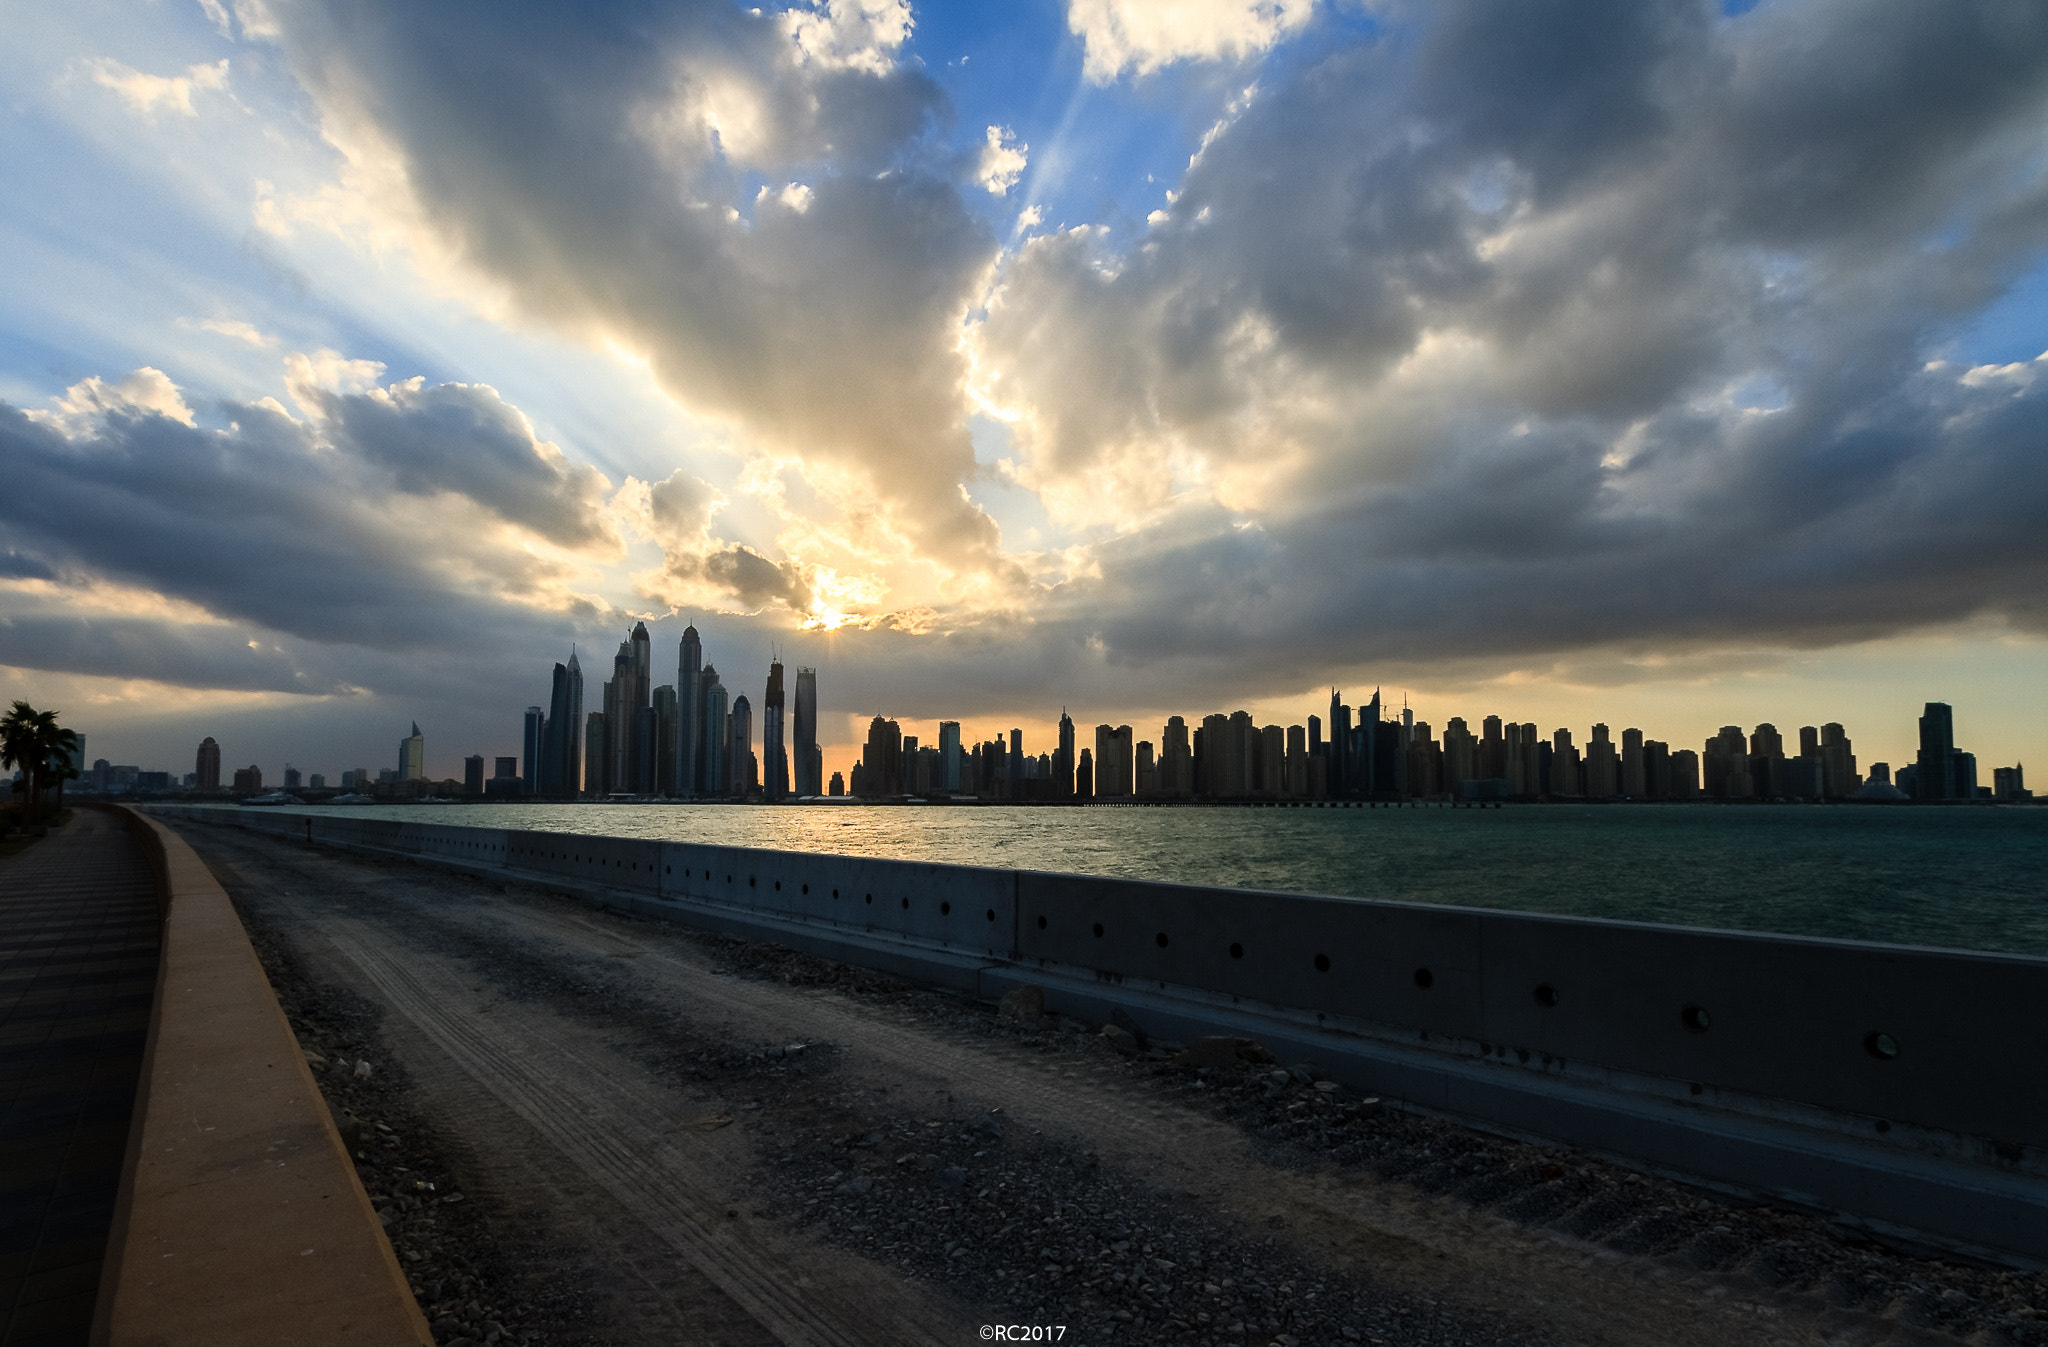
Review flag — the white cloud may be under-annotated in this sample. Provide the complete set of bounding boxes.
[179,317,276,348]
[88,57,229,118]
[1066,0,1315,83]
[782,0,913,76]
[976,126,1028,196]
[26,368,197,438]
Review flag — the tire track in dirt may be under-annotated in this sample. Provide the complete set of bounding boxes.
[318,918,960,1347]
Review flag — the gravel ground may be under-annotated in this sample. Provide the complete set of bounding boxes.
[701,933,2048,1347]
[237,901,592,1347]
[214,828,2047,1347]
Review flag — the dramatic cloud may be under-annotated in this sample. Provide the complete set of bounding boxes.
[1066,0,1317,82]
[261,0,1013,605]
[980,0,2048,684]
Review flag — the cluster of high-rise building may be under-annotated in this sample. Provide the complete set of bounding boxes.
[521,622,820,800]
[843,695,2032,806]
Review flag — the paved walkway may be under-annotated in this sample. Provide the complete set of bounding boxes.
[0,811,160,1347]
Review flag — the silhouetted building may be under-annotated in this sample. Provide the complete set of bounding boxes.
[463,755,484,795]
[1076,748,1094,801]
[523,706,544,795]
[232,765,261,793]
[794,666,820,796]
[541,651,583,797]
[195,737,221,791]
[583,713,606,796]
[1915,702,1975,801]
[729,694,755,796]
[678,625,703,795]
[764,659,787,802]
[399,723,425,781]
[828,770,845,797]
[700,665,728,796]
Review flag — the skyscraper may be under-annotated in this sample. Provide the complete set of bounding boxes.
[653,685,677,795]
[629,622,652,792]
[522,706,545,794]
[763,658,787,801]
[607,639,632,793]
[195,736,221,791]
[794,666,820,796]
[678,625,703,796]
[540,651,584,797]
[729,693,754,796]
[700,665,727,796]
[583,712,605,796]
[938,720,962,792]
[398,723,425,781]
[1055,711,1075,797]
[1916,702,1966,801]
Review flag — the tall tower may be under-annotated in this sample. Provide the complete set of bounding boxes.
[629,622,652,790]
[399,722,425,781]
[763,657,787,801]
[1056,710,1075,798]
[729,694,754,796]
[523,706,545,793]
[793,667,819,796]
[562,649,584,795]
[195,737,221,791]
[1916,701,1959,801]
[700,664,727,796]
[678,625,702,795]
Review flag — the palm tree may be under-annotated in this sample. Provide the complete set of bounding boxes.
[48,727,80,813]
[0,702,68,826]
[1,701,49,822]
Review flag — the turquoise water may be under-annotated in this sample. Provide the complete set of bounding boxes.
[273,802,2048,957]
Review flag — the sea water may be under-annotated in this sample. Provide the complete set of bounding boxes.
[281,802,2048,957]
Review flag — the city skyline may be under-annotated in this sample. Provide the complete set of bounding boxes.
[56,609,2031,806]
[4,4,2048,778]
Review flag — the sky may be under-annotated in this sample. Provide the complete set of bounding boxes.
[2,0,2047,786]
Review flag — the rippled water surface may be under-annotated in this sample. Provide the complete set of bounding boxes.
[270,801,2048,955]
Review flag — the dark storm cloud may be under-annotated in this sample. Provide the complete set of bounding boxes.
[977,0,2048,692]
[307,379,615,548]
[0,550,57,582]
[0,388,597,686]
[267,0,1012,579]
[0,610,342,694]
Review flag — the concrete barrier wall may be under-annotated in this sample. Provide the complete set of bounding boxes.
[1011,872,2045,1149]
[150,805,2048,1261]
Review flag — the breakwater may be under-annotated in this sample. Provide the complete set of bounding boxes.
[148,804,2048,1265]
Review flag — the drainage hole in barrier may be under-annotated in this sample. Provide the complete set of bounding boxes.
[774,880,781,891]
[1875,1119,1892,1133]
[1534,983,1559,1008]
[1689,1083,1703,1096]
[1230,943,1244,959]
[1865,1031,1900,1060]
[1036,915,1047,930]
[749,876,757,888]
[1314,953,1330,972]
[1681,1004,1711,1033]
[940,902,951,915]
[865,893,874,905]
[1092,923,1104,937]
[985,909,996,922]
[1413,967,1434,989]
[832,888,839,899]
[802,883,809,895]
[1155,932,1169,949]
[900,896,910,909]
[726,875,733,883]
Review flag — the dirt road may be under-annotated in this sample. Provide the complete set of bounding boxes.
[179,819,2042,1347]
